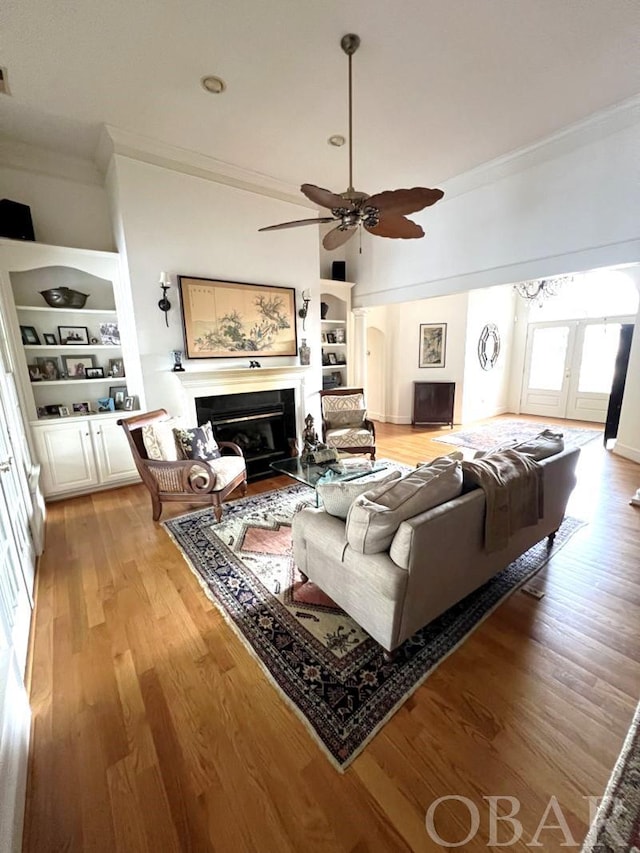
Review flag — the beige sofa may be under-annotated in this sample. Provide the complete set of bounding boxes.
[291,446,580,655]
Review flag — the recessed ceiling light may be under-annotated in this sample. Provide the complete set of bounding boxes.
[201,75,226,94]
[328,135,346,147]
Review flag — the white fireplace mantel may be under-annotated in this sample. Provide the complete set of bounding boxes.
[172,365,310,429]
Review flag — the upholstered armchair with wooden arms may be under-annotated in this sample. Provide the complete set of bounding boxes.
[319,388,376,460]
[118,409,247,522]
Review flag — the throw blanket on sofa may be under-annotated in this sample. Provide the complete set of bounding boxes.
[461,450,544,553]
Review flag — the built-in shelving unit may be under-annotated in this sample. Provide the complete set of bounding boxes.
[0,239,145,497]
[319,280,354,389]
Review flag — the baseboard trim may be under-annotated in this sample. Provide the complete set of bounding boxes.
[612,442,640,464]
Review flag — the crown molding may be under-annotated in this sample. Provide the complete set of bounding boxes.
[96,125,314,209]
[441,94,640,200]
[0,136,103,186]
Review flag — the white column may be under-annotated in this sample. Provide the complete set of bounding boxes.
[351,307,368,390]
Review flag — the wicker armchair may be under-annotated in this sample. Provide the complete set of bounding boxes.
[118,409,247,522]
[319,388,376,460]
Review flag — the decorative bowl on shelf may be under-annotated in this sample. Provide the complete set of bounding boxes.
[39,287,89,309]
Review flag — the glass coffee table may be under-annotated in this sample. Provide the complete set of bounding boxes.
[270,456,387,504]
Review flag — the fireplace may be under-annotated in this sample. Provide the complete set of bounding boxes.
[196,389,296,480]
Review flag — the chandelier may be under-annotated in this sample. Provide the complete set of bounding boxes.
[514,275,572,306]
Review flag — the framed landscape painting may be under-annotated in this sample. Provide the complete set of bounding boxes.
[178,276,297,359]
[419,323,447,368]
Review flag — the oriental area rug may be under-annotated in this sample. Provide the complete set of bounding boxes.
[581,698,640,852]
[164,483,584,770]
[433,419,602,453]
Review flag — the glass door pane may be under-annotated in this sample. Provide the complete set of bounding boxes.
[528,326,570,390]
[578,323,621,393]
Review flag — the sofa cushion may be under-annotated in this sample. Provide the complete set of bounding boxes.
[142,417,183,461]
[345,457,463,554]
[316,470,401,519]
[512,429,565,460]
[173,421,221,461]
[474,430,565,462]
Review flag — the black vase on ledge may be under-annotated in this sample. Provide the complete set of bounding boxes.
[320,302,329,320]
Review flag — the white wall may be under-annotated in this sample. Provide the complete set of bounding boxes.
[462,285,516,422]
[0,142,114,252]
[366,292,469,424]
[106,155,322,422]
[350,111,640,306]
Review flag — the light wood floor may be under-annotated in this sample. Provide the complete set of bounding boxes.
[23,415,640,851]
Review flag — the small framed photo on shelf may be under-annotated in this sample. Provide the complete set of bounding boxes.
[35,357,62,381]
[326,332,337,344]
[72,402,91,414]
[58,406,70,417]
[320,332,327,344]
[45,404,63,416]
[20,325,40,345]
[99,322,120,345]
[109,385,127,409]
[58,325,90,346]
[28,364,43,382]
[62,354,97,378]
[96,397,115,412]
[108,357,125,378]
[43,333,58,345]
[327,352,338,365]
[85,366,105,379]
[123,395,136,412]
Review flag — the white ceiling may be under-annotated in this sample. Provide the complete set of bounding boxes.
[2,0,639,194]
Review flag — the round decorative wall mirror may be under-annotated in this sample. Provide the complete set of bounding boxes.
[478,323,500,370]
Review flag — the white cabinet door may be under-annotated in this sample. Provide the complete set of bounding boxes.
[32,421,98,496]
[91,419,138,485]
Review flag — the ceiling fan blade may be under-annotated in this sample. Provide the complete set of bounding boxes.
[365,215,425,239]
[259,217,336,232]
[322,225,357,251]
[365,187,444,216]
[301,184,352,210]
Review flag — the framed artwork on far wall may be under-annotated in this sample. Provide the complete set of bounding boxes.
[419,323,447,369]
[178,276,297,359]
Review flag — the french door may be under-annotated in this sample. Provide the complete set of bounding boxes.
[521,317,634,423]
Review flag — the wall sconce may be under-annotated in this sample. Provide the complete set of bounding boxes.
[158,271,171,326]
[298,289,311,330]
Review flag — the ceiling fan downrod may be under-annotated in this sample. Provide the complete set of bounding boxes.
[341,33,360,196]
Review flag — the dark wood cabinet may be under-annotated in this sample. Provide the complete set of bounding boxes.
[412,381,455,428]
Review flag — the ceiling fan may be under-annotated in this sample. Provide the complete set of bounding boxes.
[259,33,444,251]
